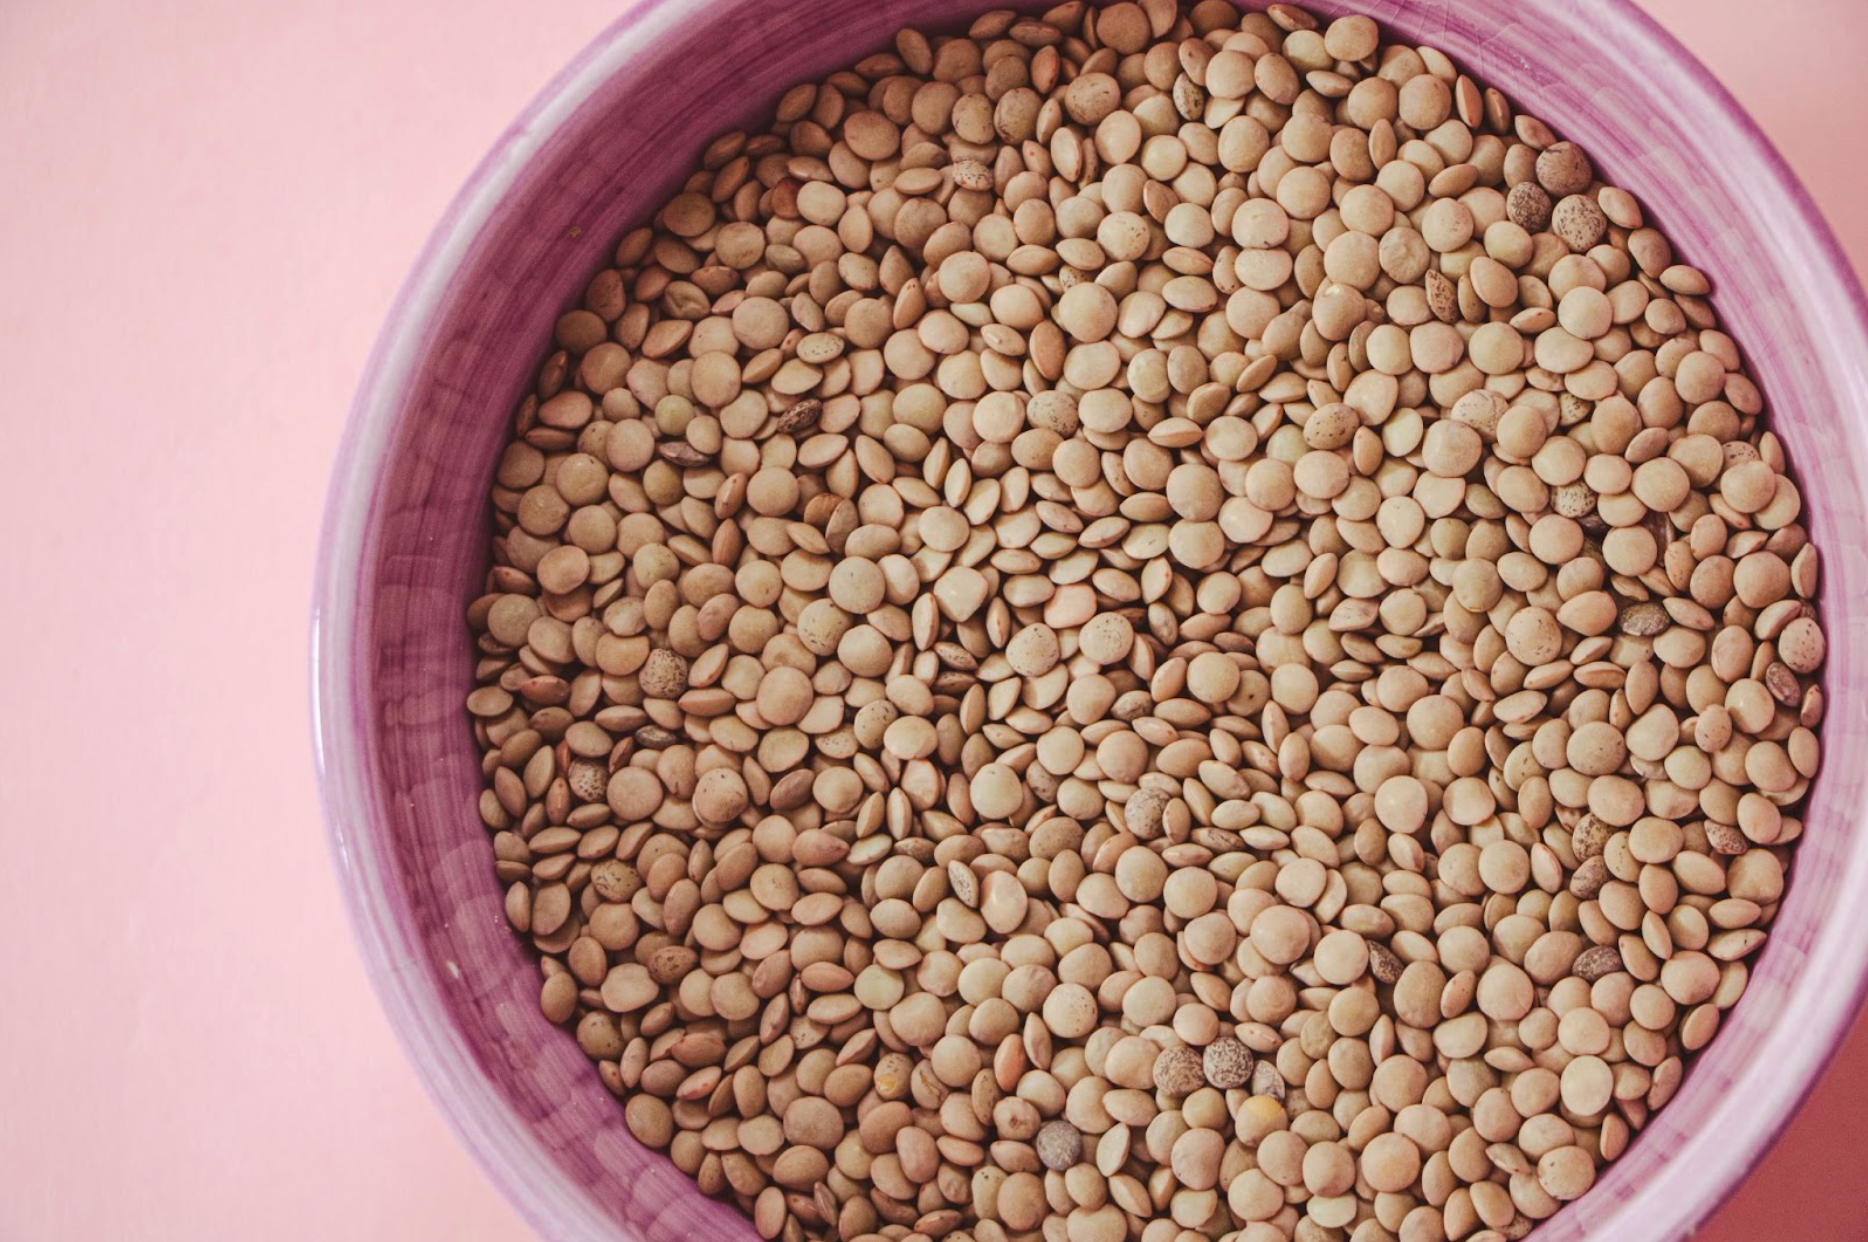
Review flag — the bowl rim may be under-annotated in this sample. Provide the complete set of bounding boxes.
[311,2,1868,1240]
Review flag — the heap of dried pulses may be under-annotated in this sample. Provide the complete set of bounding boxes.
[466,3,1825,1240]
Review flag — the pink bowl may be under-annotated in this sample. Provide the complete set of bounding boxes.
[312,1,1868,1239]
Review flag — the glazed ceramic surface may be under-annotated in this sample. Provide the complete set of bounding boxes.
[312,1,1868,1239]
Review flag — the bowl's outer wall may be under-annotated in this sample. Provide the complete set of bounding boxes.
[314,1,1868,1240]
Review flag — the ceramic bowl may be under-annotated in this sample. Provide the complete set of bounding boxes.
[312,2,1868,1238]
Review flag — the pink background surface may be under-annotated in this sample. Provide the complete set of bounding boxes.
[1,1,1864,1238]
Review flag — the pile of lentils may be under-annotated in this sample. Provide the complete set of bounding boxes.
[465,2,1827,1239]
